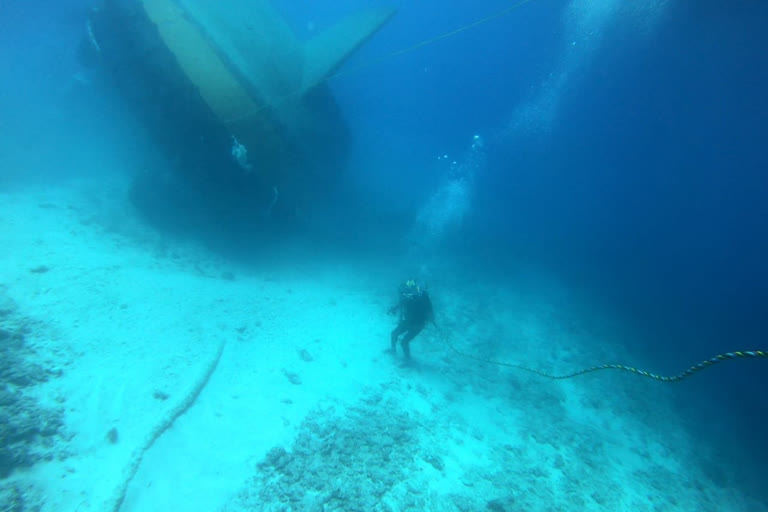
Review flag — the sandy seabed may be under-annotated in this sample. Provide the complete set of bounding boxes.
[0,181,762,512]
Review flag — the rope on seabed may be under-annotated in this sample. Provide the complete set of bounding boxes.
[439,329,767,382]
[107,339,226,512]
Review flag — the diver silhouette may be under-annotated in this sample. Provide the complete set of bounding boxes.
[388,280,435,359]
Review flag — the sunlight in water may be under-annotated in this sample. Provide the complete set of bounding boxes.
[505,0,669,138]
[409,135,485,261]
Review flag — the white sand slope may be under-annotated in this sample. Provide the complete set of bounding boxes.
[0,182,762,511]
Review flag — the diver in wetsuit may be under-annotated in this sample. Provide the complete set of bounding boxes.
[388,280,435,359]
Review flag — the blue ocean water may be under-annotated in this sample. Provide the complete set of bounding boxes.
[338,0,768,483]
[1,0,767,510]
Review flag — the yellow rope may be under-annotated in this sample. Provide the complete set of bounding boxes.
[442,331,767,382]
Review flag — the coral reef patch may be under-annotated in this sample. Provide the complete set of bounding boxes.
[0,287,66,510]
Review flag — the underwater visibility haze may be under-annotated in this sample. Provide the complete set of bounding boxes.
[1,0,767,510]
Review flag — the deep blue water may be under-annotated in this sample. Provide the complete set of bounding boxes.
[323,0,768,488]
[2,0,767,502]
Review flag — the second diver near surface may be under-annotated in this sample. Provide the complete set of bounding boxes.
[388,280,435,360]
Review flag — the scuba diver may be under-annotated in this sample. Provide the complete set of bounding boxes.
[388,280,435,359]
